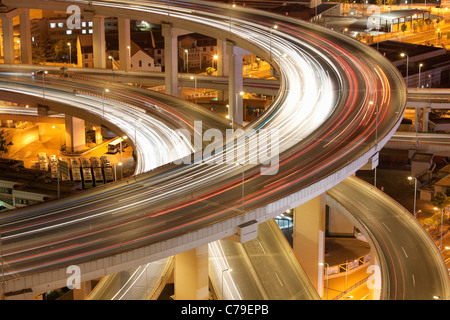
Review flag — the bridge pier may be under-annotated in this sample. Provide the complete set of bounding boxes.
[173,245,209,300]
[18,9,32,65]
[92,15,107,69]
[0,9,17,64]
[227,41,247,127]
[65,115,86,153]
[118,18,131,71]
[292,193,326,298]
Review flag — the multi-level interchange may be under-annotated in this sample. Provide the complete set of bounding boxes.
[0,0,448,300]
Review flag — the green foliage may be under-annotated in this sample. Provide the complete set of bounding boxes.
[0,129,13,157]
[205,67,216,76]
[432,192,450,209]
[401,23,408,35]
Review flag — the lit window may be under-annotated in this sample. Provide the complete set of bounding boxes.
[66,30,72,35]
[82,21,86,27]
[88,29,93,34]
[88,21,93,27]
[50,23,56,28]
[82,29,86,34]
[58,22,64,28]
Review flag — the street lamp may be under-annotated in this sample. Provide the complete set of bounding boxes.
[190,76,197,104]
[127,45,131,68]
[319,262,329,300]
[184,49,189,73]
[269,24,278,60]
[231,91,244,129]
[369,100,379,187]
[235,162,245,220]
[67,42,72,65]
[102,88,109,120]
[52,125,62,149]
[109,56,115,72]
[17,40,21,63]
[221,268,232,299]
[408,176,418,218]
[213,54,218,69]
[42,70,48,99]
[400,53,409,89]
[418,63,423,88]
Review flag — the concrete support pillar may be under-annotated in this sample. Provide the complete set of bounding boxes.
[174,245,209,300]
[92,16,106,69]
[19,9,32,64]
[118,18,131,71]
[216,40,228,101]
[227,41,244,127]
[162,22,179,96]
[414,108,420,132]
[292,194,326,298]
[0,10,17,64]
[327,206,354,237]
[422,107,430,132]
[94,126,103,144]
[73,281,92,300]
[65,115,86,153]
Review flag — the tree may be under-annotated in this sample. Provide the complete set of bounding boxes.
[401,23,408,36]
[425,17,432,30]
[0,130,13,158]
[432,192,450,210]
[418,19,424,32]
[205,67,216,76]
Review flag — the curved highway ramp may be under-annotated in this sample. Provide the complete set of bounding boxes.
[327,176,449,300]
[87,219,319,300]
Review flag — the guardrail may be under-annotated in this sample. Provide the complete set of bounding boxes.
[325,253,371,278]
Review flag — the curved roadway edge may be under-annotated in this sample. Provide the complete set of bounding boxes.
[209,219,320,300]
[86,256,174,300]
[327,176,450,300]
[0,0,407,296]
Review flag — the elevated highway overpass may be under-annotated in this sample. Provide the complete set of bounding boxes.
[1,0,444,301]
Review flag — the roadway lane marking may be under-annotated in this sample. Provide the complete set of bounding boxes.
[274,272,284,287]
[412,274,416,287]
[382,222,392,233]
[401,246,408,258]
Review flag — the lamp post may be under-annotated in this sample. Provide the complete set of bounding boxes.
[231,91,244,129]
[269,24,278,60]
[408,176,418,218]
[17,40,21,63]
[102,88,109,120]
[369,101,378,187]
[221,268,232,299]
[52,125,62,149]
[190,76,197,104]
[213,54,218,69]
[109,56,115,72]
[400,52,409,89]
[120,135,127,179]
[67,42,72,65]
[319,262,329,300]
[42,70,48,99]
[184,49,189,73]
[418,63,423,88]
[235,162,245,219]
[127,45,131,68]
